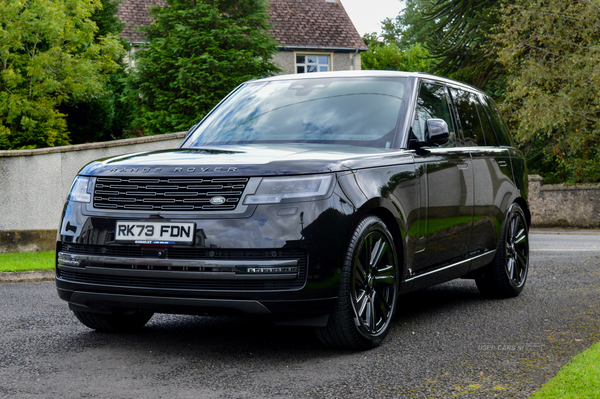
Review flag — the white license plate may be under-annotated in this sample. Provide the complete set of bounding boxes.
[115,221,196,245]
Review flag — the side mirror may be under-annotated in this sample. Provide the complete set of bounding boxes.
[425,119,450,146]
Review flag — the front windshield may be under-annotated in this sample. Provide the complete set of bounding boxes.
[184,77,406,149]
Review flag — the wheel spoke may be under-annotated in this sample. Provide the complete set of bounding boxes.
[506,256,515,280]
[516,251,527,282]
[368,292,377,331]
[510,217,519,241]
[363,298,372,330]
[516,250,527,268]
[514,228,527,246]
[374,286,392,311]
[513,256,522,282]
[355,257,367,286]
[355,290,368,318]
[374,264,395,285]
[370,237,387,268]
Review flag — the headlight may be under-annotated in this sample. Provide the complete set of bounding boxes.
[68,176,92,203]
[244,175,334,205]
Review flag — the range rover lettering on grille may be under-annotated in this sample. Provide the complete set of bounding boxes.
[107,166,238,173]
[209,196,226,205]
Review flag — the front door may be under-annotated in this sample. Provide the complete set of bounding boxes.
[410,82,474,273]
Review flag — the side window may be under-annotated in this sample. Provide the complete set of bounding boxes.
[450,88,485,146]
[412,82,455,146]
[479,95,513,147]
[475,100,498,146]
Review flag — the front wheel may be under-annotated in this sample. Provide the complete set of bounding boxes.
[476,203,529,298]
[73,310,154,332]
[315,216,399,349]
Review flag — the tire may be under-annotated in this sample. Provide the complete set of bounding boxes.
[73,310,154,332]
[476,203,529,298]
[316,216,399,350]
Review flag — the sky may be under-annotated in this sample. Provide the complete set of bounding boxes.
[340,0,405,36]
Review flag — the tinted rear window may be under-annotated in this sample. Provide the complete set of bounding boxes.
[450,88,485,146]
[479,95,514,147]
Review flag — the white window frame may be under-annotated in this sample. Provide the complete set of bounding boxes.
[294,52,333,74]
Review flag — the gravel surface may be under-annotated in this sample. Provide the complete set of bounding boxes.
[1,234,599,398]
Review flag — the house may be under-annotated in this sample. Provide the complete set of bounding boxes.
[116,0,367,73]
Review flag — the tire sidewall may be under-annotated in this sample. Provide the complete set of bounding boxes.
[502,203,529,291]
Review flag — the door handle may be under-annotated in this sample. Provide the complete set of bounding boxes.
[498,161,508,167]
[457,163,469,170]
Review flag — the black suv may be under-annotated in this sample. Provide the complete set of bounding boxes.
[56,71,530,349]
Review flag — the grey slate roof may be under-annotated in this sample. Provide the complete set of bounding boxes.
[116,0,366,50]
[117,0,164,43]
[269,0,366,50]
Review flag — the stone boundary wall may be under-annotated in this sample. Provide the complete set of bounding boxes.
[0,132,186,253]
[528,175,600,228]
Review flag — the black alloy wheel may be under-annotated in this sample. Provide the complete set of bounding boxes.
[316,216,399,349]
[476,203,529,298]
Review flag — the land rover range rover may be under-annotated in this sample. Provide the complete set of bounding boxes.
[56,71,530,349]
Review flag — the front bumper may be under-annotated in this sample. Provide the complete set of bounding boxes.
[55,193,358,321]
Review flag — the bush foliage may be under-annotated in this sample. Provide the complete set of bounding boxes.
[496,0,600,183]
[0,0,124,150]
[362,39,436,73]
[383,0,600,183]
[127,0,280,135]
[60,0,133,144]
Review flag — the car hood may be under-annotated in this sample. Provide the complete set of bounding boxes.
[78,144,413,177]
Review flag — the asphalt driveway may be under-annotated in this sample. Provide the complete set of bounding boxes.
[0,231,599,398]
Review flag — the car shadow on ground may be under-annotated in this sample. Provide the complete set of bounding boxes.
[395,279,494,319]
[63,279,496,359]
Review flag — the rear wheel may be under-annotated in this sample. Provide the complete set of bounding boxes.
[73,310,154,332]
[476,203,529,298]
[316,216,399,349]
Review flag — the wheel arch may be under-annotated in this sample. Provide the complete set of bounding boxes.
[513,197,531,227]
[359,203,408,287]
[367,207,404,262]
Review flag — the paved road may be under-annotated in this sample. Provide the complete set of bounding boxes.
[1,232,599,398]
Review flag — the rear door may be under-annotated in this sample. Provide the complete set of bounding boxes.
[449,87,515,257]
[410,81,474,273]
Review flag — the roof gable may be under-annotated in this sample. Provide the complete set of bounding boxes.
[116,0,366,50]
[269,0,366,50]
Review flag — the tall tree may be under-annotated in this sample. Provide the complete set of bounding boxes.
[59,0,133,144]
[424,0,504,92]
[374,0,504,94]
[380,0,439,48]
[0,0,124,150]
[496,0,600,183]
[128,0,280,135]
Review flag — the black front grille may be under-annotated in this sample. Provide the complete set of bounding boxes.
[93,177,248,211]
[57,244,307,291]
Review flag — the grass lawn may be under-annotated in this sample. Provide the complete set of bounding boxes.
[531,341,600,399]
[0,251,55,272]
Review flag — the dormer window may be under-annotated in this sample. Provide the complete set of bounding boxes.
[296,54,331,73]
